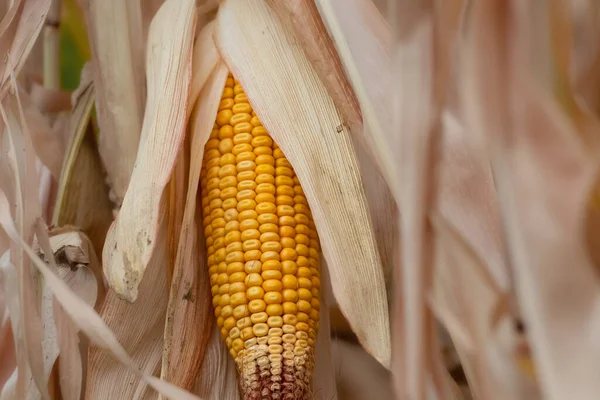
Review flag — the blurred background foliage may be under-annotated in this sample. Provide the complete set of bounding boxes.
[60,0,89,90]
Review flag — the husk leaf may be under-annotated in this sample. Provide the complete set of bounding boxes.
[160,58,227,392]
[193,327,239,400]
[314,0,399,199]
[0,0,51,99]
[81,0,146,202]
[102,0,196,301]
[0,94,47,400]
[52,66,113,259]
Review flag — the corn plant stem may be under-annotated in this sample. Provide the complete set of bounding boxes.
[44,0,61,90]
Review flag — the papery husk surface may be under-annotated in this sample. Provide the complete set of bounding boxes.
[82,0,145,202]
[52,67,113,259]
[102,0,196,302]
[160,59,228,393]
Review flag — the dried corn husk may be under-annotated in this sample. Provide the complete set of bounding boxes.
[160,57,227,393]
[0,93,48,400]
[102,0,196,301]
[34,227,104,400]
[52,65,113,259]
[82,0,145,202]
[0,0,51,98]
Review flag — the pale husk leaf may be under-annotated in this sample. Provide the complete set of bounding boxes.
[35,228,103,400]
[269,0,396,294]
[14,89,63,179]
[264,0,363,134]
[81,0,146,202]
[0,96,47,399]
[314,0,399,199]
[0,251,36,400]
[103,0,196,301]
[193,327,239,400]
[52,67,113,259]
[160,60,227,392]
[214,0,390,367]
[188,21,219,117]
[86,206,171,399]
[0,0,51,99]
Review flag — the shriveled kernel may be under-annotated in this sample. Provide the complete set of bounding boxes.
[296,322,310,332]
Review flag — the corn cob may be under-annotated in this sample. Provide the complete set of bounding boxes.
[199,73,322,399]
